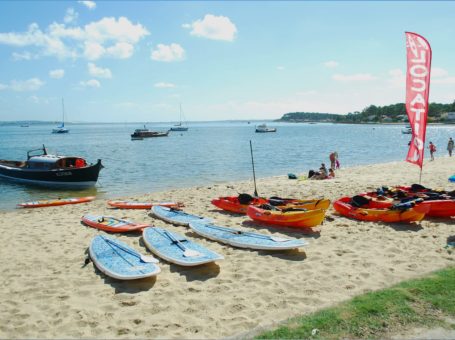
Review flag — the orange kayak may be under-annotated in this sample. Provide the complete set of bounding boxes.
[333,196,428,223]
[247,205,326,228]
[107,200,184,210]
[18,196,95,208]
[81,215,149,232]
[212,195,330,214]
[211,196,268,214]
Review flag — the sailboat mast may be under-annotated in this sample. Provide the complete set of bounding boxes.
[61,98,65,127]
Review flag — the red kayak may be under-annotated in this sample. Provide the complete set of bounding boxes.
[107,200,184,209]
[333,196,428,223]
[361,186,455,218]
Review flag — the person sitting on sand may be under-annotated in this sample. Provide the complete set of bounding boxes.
[328,168,335,179]
[309,164,328,180]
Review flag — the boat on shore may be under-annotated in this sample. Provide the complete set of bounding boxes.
[170,104,189,132]
[131,126,169,138]
[0,145,102,188]
[255,124,277,133]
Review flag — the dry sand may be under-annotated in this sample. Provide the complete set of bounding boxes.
[0,157,454,338]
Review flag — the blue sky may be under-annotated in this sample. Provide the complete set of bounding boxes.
[0,1,454,122]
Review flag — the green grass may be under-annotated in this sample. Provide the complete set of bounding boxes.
[257,267,455,339]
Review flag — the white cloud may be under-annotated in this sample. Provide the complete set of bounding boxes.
[433,77,455,85]
[296,90,318,96]
[324,61,339,68]
[151,43,185,62]
[183,14,237,41]
[27,95,50,104]
[83,41,105,60]
[49,69,65,79]
[432,67,449,78]
[12,51,37,61]
[78,1,96,10]
[332,73,377,82]
[4,78,45,91]
[0,17,149,60]
[80,79,100,88]
[64,8,79,24]
[154,82,175,88]
[105,42,134,59]
[387,68,405,88]
[88,62,112,78]
[0,83,7,90]
[276,66,285,71]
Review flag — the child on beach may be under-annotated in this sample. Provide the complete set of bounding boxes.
[429,142,436,161]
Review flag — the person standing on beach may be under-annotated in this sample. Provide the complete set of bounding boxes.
[447,138,454,157]
[429,141,436,161]
[329,152,338,170]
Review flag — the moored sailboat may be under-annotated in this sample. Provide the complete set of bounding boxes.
[170,104,188,132]
[52,99,69,134]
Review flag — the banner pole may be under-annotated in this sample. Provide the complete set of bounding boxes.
[249,140,259,197]
[419,167,422,184]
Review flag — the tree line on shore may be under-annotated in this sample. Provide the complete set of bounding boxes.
[277,101,455,123]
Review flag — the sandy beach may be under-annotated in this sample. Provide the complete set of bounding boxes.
[0,157,454,339]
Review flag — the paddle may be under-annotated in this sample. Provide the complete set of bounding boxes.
[199,223,291,243]
[100,236,159,263]
[161,230,201,257]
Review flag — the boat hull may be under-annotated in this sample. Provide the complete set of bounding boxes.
[0,160,102,189]
[170,127,188,131]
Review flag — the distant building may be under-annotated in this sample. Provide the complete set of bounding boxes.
[381,116,393,122]
[447,112,455,121]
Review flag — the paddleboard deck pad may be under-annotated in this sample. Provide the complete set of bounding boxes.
[151,206,211,226]
[89,235,160,280]
[189,222,306,250]
[108,200,184,209]
[82,215,148,232]
[18,196,95,208]
[142,227,223,266]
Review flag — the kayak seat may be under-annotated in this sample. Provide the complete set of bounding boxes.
[350,195,370,208]
[238,193,254,205]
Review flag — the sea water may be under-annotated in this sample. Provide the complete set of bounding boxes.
[0,121,454,210]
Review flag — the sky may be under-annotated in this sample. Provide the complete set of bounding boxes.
[0,1,454,122]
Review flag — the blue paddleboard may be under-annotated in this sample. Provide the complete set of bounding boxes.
[89,235,161,280]
[189,222,307,250]
[151,206,211,226]
[142,227,223,266]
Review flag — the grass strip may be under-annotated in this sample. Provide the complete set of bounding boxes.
[257,266,455,339]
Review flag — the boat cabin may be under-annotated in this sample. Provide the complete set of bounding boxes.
[26,155,87,170]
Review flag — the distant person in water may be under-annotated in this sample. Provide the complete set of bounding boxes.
[429,141,436,161]
[329,152,337,170]
[448,138,454,157]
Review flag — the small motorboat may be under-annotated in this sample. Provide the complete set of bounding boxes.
[255,124,277,133]
[0,145,102,188]
[131,125,169,138]
[401,125,412,134]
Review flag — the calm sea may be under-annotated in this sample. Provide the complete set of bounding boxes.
[0,121,454,210]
